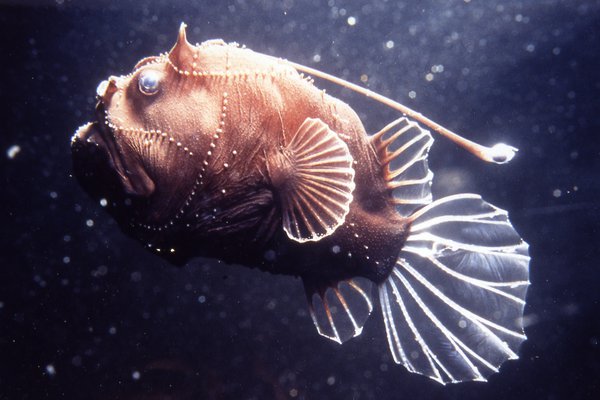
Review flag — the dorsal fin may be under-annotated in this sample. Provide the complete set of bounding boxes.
[371,118,434,216]
[267,118,355,242]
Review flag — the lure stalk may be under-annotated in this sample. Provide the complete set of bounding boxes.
[285,60,517,164]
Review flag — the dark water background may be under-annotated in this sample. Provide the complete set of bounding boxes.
[1,0,599,399]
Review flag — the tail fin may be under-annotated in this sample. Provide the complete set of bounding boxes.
[379,194,530,384]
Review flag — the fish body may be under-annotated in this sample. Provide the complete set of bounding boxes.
[71,24,530,384]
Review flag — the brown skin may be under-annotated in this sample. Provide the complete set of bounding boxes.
[71,27,409,287]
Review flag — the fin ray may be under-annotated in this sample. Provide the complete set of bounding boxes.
[305,277,374,344]
[371,118,434,216]
[275,118,355,242]
[378,194,530,383]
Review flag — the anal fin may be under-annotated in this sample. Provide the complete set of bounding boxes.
[303,277,374,344]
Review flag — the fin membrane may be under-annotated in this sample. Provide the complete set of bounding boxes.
[371,118,434,216]
[279,118,355,242]
[379,194,530,384]
[304,277,374,344]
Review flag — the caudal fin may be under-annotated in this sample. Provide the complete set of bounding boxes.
[379,193,530,384]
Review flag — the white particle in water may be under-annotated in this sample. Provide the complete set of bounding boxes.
[86,219,94,227]
[108,326,117,335]
[6,145,21,159]
[198,295,206,304]
[130,271,142,282]
[408,90,416,99]
[45,364,56,376]
[50,191,58,199]
[458,319,467,328]
[62,256,70,264]
[99,198,108,207]
[312,54,321,63]
[385,40,394,49]
[331,245,341,254]
[553,189,562,198]
[327,375,336,385]
[132,370,141,380]
[525,43,535,52]
[425,73,434,81]
[347,16,356,26]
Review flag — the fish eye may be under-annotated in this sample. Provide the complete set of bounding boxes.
[138,70,161,96]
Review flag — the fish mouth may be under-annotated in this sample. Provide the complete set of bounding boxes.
[71,103,155,197]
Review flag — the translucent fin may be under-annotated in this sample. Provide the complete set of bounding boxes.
[279,118,355,242]
[371,118,434,216]
[379,193,530,384]
[304,277,374,344]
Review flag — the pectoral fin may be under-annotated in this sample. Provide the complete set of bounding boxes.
[268,118,355,242]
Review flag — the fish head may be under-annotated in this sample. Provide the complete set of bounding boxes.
[71,23,221,231]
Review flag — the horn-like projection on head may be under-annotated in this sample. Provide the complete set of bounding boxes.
[168,22,197,74]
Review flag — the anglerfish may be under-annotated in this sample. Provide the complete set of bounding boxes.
[71,23,530,384]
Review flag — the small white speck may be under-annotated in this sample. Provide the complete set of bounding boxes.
[198,295,206,303]
[6,145,21,159]
[50,191,58,199]
[425,73,434,81]
[327,376,336,385]
[108,326,117,335]
[385,40,394,49]
[45,364,56,376]
[0,301,4,309]
[331,245,341,254]
[552,47,561,55]
[410,351,420,359]
[458,319,467,329]
[525,43,535,52]
[347,16,356,26]
[289,388,298,398]
[99,198,108,207]
[408,90,416,99]
[130,271,142,282]
[62,256,70,264]
[86,219,94,227]
[312,54,321,63]
[553,189,562,198]
[132,370,141,380]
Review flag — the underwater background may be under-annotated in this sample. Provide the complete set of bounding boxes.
[1,0,599,399]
